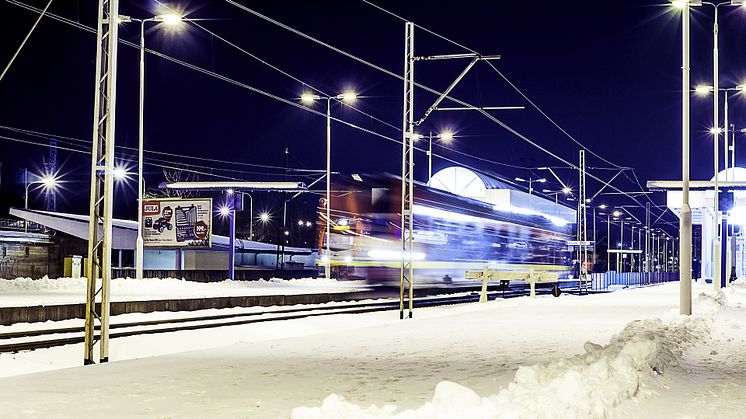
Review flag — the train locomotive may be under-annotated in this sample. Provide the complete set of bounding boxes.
[317,170,575,286]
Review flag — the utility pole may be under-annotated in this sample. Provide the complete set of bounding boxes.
[680,1,692,314]
[84,0,120,365]
[577,150,588,292]
[400,22,415,320]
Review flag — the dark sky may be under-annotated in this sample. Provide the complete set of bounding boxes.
[1,0,744,237]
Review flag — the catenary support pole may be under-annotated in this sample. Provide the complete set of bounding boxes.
[84,0,119,363]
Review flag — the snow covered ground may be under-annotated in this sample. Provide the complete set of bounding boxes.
[0,276,367,307]
[0,281,742,418]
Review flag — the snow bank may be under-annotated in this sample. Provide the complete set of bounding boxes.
[0,276,363,306]
[0,276,342,293]
[291,288,725,419]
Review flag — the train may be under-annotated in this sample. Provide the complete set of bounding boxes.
[317,172,575,286]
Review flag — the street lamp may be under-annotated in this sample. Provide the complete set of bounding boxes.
[300,90,358,280]
[24,173,59,232]
[118,12,185,280]
[670,0,694,314]
[415,130,454,181]
[514,176,547,195]
[541,188,572,204]
[689,1,745,289]
[695,84,744,181]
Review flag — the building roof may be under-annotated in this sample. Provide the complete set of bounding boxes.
[8,208,311,253]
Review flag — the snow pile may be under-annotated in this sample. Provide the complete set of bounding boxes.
[0,276,342,294]
[291,289,725,419]
[0,276,361,306]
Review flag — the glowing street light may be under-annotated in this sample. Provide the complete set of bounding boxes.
[24,173,59,232]
[259,212,270,223]
[299,89,360,280]
[694,84,712,96]
[118,10,187,280]
[426,131,455,181]
[218,205,231,217]
[562,187,572,195]
[155,13,182,25]
[514,176,547,195]
[612,210,622,218]
[113,166,128,181]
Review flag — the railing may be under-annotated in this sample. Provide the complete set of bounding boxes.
[590,271,679,291]
[0,218,46,233]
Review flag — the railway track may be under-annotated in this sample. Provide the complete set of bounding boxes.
[0,285,582,353]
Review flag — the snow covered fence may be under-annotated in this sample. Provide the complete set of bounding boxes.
[291,288,725,419]
[590,271,678,291]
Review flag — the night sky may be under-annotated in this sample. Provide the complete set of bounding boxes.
[1,0,744,240]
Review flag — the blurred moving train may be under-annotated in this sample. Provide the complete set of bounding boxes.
[317,168,577,286]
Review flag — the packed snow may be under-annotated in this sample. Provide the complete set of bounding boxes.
[0,280,743,418]
[0,276,367,306]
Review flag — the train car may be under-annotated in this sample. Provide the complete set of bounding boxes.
[317,170,575,286]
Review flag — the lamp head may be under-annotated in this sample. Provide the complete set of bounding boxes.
[300,93,320,104]
[694,85,712,96]
[562,187,572,195]
[155,13,183,25]
[259,212,270,222]
[112,166,127,181]
[337,91,357,102]
[40,175,58,188]
[613,210,622,217]
[438,131,454,143]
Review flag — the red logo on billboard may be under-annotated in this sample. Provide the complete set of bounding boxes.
[143,202,161,216]
[194,220,208,239]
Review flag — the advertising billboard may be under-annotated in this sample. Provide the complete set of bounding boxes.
[142,198,212,248]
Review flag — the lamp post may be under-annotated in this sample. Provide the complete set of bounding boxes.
[515,176,547,195]
[692,0,746,289]
[542,187,572,204]
[301,91,358,280]
[423,131,453,182]
[24,173,58,232]
[671,0,695,314]
[119,12,185,280]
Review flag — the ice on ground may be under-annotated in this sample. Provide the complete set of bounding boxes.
[291,288,725,419]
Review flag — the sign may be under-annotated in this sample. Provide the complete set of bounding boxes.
[142,198,212,248]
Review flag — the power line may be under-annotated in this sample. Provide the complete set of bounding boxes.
[5,1,529,180]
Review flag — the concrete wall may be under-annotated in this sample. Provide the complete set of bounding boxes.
[183,250,228,270]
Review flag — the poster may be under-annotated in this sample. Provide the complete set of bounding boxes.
[142,198,212,248]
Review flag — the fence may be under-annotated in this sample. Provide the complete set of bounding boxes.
[0,218,46,233]
[590,271,679,291]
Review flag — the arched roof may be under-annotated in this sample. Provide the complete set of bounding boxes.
[710,167,746,182]
[427,166,514,199]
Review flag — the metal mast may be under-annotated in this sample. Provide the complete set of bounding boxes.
[84,0,119,365]
[400,21,415,319]
[577,150,588,293]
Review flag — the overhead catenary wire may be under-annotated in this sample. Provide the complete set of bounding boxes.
[222,2,659,198]
[360,0,628,172]
[4,0,530,175]
[5,0,674,231]
[357,0,676,230]
[0,0,53,83]
[0,125,325,174]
